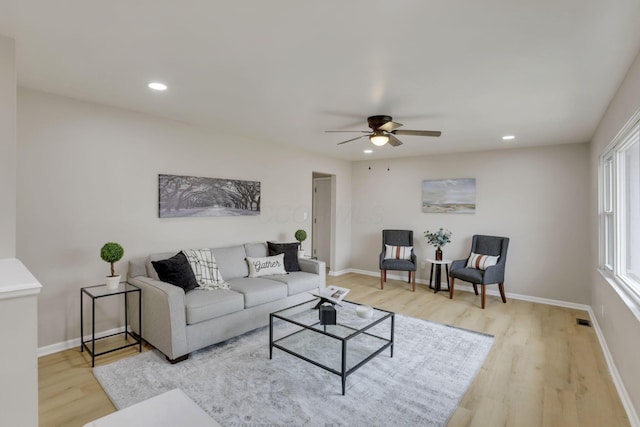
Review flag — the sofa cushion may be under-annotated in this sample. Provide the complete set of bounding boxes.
[151,251,199,292]
[211,245,249,280]
[228,277,288,308]
[244,242,268,258]
[184,289,245,325]
[267,241,300,272]
[265,271,320,296]
[246,254,286,277]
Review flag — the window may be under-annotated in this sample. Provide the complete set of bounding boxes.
[600,110,640,302]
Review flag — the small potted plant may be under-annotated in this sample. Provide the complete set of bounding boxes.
[424,228,452,260]
[294,229,307,257]
[101,242,124,289]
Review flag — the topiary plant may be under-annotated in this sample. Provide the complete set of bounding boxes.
[100,242,124,277]
[294,229,307,249]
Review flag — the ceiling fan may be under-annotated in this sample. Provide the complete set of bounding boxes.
[326,115,442,147]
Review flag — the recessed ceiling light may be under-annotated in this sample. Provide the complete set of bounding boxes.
[148,82,168,91]
[502,135,515,140]
[364,149,373,154]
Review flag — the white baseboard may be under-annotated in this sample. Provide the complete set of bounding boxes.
[37,326,126,358]
[588,308,640,427]
[336,268,591,310]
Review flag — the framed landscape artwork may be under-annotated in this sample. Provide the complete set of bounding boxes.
[159,174,260,218]
[422,178,476,214]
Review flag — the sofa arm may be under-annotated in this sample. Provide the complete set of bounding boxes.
[298,258,326,289]
[128,276,189,360]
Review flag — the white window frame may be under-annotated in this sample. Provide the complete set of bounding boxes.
[599,109,640,306]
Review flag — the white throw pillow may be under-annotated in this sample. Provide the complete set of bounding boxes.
[466,252,499,270]
[246,254,286,277]
[182,248,229,290]
[384,244,413,260]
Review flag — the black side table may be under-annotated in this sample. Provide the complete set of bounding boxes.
[427,258,452,293]
[80,283,142,366]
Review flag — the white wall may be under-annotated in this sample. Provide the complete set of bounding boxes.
[590,48,640,420]
[0,35,16,258]
[350,142,591,304]
[17,88,352,347]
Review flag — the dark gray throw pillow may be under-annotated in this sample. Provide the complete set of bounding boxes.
[267,241,300,272]
[151,251,199,292]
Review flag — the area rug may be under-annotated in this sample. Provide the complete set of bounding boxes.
[93,314,493,427]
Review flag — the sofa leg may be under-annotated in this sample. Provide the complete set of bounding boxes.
[166,354,189,364]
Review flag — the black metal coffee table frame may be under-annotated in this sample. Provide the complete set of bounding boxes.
[270,298,394,395]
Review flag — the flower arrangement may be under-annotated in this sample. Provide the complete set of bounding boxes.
[424,228,452,249]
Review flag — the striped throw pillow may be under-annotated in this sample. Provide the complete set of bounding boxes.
[384,244,413,260]
[466,252,500,270]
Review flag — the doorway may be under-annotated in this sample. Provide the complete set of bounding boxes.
[312,173,334,269]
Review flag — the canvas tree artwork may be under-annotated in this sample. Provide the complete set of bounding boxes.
[159,174,261,218]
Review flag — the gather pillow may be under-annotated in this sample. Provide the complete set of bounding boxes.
[267,241,300,272]
[151,251,199,292]
[182,248,229,290]
[466,252,500,270]
[246,254,287,277]
[384,244,413,261]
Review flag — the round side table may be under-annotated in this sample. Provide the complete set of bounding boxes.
[426,258,452,293]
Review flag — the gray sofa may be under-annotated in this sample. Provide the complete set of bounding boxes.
[127,242,325,362]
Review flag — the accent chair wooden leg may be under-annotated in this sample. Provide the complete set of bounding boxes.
[499,282,507,303]
[449,278,455,299]
[411,271,416,292]
[407,271,411,284]
[481,285,486,309]
[472,284,479,295]
[380,270,385,289]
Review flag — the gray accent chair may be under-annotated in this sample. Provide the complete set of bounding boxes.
[379,229,417,292]
[449,235,510,309]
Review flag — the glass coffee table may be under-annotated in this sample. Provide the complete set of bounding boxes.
[269,298,395,395]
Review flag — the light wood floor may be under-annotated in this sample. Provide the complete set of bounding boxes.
[38,273,630,427]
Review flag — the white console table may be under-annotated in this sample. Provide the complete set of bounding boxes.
[0,258,42,427]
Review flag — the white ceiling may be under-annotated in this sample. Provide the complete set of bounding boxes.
[1,0,640,160]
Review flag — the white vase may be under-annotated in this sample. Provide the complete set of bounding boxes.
[298,250,305,258]
[105,275,121,290]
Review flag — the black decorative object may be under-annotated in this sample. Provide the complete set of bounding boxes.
[319,304,337,325]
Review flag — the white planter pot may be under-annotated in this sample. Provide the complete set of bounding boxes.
[298,250,305,258]
[105,275,121,290]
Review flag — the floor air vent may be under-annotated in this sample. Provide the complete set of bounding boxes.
[576,318,591,327]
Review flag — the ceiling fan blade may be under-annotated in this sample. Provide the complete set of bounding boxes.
[325,130,369,133]
[378,120,403,132]
[392,129,442,137]
[337,135,369,145]
[387,134,403,147]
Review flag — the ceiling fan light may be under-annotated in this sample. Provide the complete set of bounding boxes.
[370,134,389,146]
